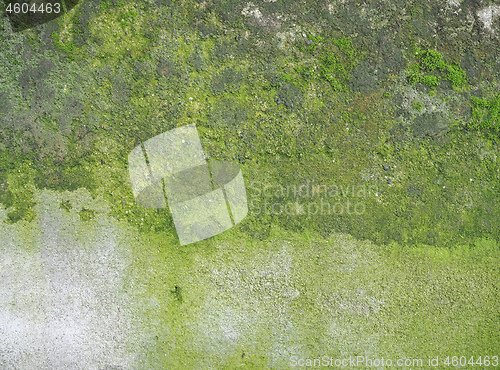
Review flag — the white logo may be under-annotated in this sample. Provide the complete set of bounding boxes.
[128,124,248,245]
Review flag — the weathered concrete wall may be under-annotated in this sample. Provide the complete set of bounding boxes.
[0,190,143,369]
[1,189,499,369]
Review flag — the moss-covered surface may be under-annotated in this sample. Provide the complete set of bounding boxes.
[471,92,500,133]
[129,225,500,369]
[1,192,499,368]
[1,0,500,367]
[407,48,467,89]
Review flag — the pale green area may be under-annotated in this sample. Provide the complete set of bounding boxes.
[2,190,499,368]
[1,0,500,368]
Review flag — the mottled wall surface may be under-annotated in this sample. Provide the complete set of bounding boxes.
[0,190,143,369]
[1,0,500,368]
[1,190,498,369]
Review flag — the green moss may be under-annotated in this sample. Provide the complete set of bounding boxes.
[0,0,495,250]
[60,200,72,211]
[126,226,500,368]
[295,64,315,80]
[0,1,500,366]
[446,63,467,88]
[318,37,360,91]
[420,74,440,87]
[78,208,95,221]
[296,35,360,92]
[419,49,446,71]
[210,67,242,95]
[0,162,36,224]
[407,48,467,89]
[412,100,423,112]
[470,94,500,132]
[170,285,183,303]
[117,10,138,29]
[274,81,302,110]
[51,31,76,60]
[100,1,112,10]
[302,34,323,53]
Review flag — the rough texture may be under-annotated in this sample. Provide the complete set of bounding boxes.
[1,190,499,368]
[0,190,144,369]
[1,0,500,367]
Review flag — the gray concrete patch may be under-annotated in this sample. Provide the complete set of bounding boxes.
[0,190,143,369]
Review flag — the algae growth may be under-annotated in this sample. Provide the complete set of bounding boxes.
[1,0,500,368]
